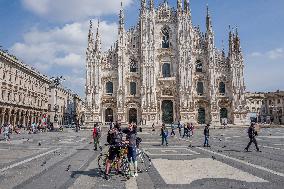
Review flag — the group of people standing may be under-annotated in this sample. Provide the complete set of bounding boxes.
[92,121,140,180]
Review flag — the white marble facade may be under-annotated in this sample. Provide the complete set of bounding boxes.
[85,0,248,127]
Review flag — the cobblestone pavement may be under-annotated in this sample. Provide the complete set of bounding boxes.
[0,126,284,189]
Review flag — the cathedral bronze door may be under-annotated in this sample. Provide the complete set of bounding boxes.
[129,108,137,124]
[105,108,113,123]
[220,108,228,124]
[162,100,174,124]
[220,108,228,119]
[198,108,206,124]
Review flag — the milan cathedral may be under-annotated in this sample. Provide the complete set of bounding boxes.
[84,0,248,127]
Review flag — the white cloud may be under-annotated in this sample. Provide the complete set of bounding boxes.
[11,19,117,70]
[245,47,284,92]
[21,0,134,22]
[267,48,284,60]
[248,48,284,60]
[10,19,118,96]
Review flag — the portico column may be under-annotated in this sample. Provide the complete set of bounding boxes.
[23,112,26,126]
[8,109,11,124]
[1,112,4,126]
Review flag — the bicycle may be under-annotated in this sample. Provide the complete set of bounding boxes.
[136,147,151,173]
[98,144,131,179]
[135,137,151,173]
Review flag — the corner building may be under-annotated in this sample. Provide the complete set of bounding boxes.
[85,0,248,127]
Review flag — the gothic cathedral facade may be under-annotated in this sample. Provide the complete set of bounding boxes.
[85,0,248,127]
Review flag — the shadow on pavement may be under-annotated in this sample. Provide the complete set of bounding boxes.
[71,168,102,179]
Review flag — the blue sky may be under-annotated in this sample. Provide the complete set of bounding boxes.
[1,0,284,97]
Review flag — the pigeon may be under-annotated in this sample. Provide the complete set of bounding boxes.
[27,139,30,141]
[217,150,222,153]
[222,145,226,148]
[66,165,71,171]
[212,156,216,160]
[38,142,41,146]
[41,161,47,166]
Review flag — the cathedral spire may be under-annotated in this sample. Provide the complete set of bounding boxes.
[206,4,212,31]
[87,20,94,51]
[177,0,182,13]
[184,0,190,15]
[228,25,234,57]
[150,0,154,10]
[119,2,124,33]
[94,20,101,53]
[141,0,146,14]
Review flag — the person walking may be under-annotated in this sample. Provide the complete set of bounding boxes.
[245,123,261,152]
[177,121,182,137]
[161,123,168,146]
[92,123,101,151]
[170,123,175,136]
[151,123,155,132]
[203,124,210,147]
[183,123,189,138]
[189,123,194,137]
[3,124,10,141]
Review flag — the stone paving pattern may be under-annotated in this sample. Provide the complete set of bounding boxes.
[0,126,284,189]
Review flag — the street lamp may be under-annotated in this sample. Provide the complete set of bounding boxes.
[50,76,65,130]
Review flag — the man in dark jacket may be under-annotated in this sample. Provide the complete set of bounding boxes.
[245,123,260,152]
[204,124,210,147]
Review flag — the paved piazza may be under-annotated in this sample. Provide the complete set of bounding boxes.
[0,126,283,189]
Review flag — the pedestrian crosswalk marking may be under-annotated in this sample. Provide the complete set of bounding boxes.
[197,147,284,178]
[152,158,268,184]
[144,147,200,156]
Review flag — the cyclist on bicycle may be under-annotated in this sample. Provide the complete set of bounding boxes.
[122,123,138,177]
[105,124,123,180]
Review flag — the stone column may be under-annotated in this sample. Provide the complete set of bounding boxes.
[8,109,11,124]
[1,112,4,126]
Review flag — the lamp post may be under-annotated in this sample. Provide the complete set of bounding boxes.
[50,76,65,130]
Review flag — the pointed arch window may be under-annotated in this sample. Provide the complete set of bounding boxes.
[106,81,113,94]
[162,27,170,48]
[196,60,203,72]
[162,63,171,78]
[130,58,138,72]
[219,82,226,95]
[197,81,204,95]
[130,82,137,95]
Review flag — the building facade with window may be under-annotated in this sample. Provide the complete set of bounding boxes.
[48,86,77,126]
[0,50,51,127]
[263,91,284,125]
[85,1,248,127]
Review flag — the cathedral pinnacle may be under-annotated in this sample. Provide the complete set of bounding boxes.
[184,0,190,13]
[95,19,101,53]
[206,4,212,31]
[177,0,182,12]
[87,19,94,51]
[141,0,146,14]
[150,0,154,10]
[119,2,125,31]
